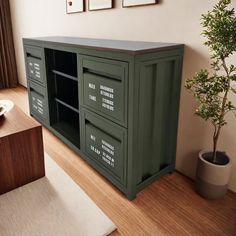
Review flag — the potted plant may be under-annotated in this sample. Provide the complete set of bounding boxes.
[186,0,236,199]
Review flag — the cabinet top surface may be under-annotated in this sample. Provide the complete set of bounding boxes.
[23,36,183,55]
[0,106,41,138]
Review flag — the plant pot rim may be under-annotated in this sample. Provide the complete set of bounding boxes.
[199,150,231,167]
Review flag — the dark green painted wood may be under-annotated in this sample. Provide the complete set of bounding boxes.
[25,45,45,86]
[136,57,180,184]
[81,108,127,185]
[25,45,43,58]
[23,38,140,62]
[23,36,184,200]
[131,51,184,192]
[126,59,138,200]
[80,55,128,127]
[23,36,183,55]
[23,43,50,125]
[136,165,173,192]
[28,80,48,122]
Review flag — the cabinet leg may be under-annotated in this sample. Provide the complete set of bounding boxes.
[169,166,175,174]
[126,191,136,201]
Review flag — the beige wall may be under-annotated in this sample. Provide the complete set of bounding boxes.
[10,0,236,192]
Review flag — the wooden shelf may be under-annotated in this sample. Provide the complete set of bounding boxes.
[55,98,79,114]
[52,70,78,82]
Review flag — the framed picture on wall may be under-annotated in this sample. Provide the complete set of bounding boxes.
[66,0,85,14]
[88,0,113,11]
[123,0,157,8]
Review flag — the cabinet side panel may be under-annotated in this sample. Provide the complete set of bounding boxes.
[137,56,182,184]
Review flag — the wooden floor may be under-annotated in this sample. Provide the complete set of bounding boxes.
[1,86,236,236]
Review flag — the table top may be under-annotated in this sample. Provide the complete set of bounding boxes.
[23,36,184,55]
[0,106,41,138]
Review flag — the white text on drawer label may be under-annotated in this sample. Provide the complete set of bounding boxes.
[91,145,100,155]
[102,103,114,111]
[89,95,96,101]
[89,133,116,168]
[102,98,114,106]
[100,85,114,93]
[100,90,114,99]
[102,139,114,151]
[89,83,96,89]
[102,152,115,167]
[99,85,115,112]
[90,134,96,141]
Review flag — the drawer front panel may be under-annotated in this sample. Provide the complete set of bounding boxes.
[28,81,48,123]
[31,91,46,118]
[81,109,127,185]
[25,46,45,85]
[80,56,128,127]
[27,57,43,83]
[25,45,42,59]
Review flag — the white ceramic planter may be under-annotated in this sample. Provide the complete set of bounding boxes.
[196,150,231,199]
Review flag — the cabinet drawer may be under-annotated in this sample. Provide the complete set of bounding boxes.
[25,46,44,85]
[25,45,43,59]
[81,109,127,185]
[27,57,43,83]
[28,81,48,123]
[80,56,128,127]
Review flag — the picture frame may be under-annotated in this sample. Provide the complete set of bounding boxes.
[122,0,157,8]
[66,0,85,14]
[88,0,113,11]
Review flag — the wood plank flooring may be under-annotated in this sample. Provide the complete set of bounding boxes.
[1,86,236,236]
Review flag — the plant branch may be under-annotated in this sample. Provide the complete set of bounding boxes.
[212,57,231,162]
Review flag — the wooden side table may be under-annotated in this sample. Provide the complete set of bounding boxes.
[0,106,45,195]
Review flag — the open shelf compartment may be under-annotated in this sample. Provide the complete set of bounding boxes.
[48,49,77,77]
[45,48,80,148]
[52,102,80,148]
[53,73,79,110]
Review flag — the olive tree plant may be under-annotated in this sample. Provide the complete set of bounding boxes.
[185,0,236,163]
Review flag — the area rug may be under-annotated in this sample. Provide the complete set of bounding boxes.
[0,154,116,236]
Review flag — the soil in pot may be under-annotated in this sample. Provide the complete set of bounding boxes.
[203,151,229,165]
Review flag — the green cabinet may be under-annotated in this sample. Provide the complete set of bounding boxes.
[23,36,184,200]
